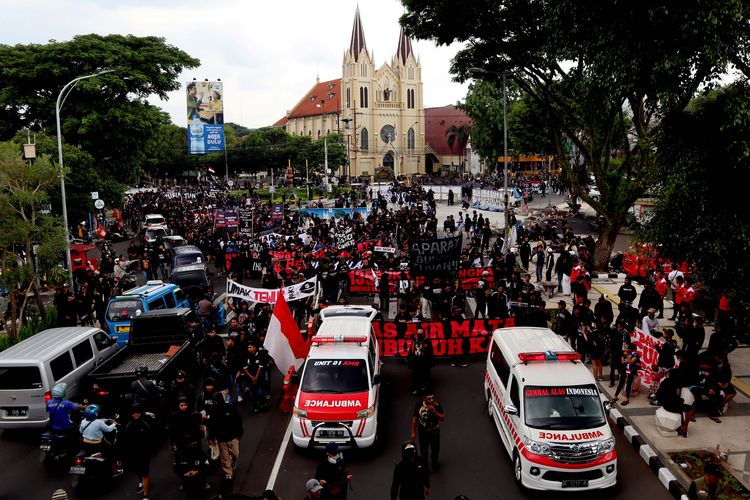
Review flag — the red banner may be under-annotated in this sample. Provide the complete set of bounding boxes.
[348,267,496,294]
[373,318,515,358]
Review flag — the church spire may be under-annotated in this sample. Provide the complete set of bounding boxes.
[349,5,367,61]
[396,25,413,64]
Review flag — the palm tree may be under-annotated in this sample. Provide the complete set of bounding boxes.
[446,123,471,172]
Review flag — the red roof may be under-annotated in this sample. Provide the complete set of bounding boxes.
[274,79,341,126]
[424,106,472,155]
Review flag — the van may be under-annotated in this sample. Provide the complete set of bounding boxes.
[104,281,189,347]
[484,327,617,491]
[0,327,118,429]
[292,306,380,449]
[172,245,206,269]
[170,264,211,301]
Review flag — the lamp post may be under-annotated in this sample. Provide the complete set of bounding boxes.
[56,69,114,286]
[468,67,510,252]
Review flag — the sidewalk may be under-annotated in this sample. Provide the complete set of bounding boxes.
[586,277,750,492]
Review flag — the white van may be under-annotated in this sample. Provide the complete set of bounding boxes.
[0,327,119,429]
[292,306,380,449]
[484,327,617,491]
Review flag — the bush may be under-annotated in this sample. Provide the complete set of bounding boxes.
[0,307,58,352]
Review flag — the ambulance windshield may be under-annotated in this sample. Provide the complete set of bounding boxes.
[523,385,606,430]
[301,359,369,393]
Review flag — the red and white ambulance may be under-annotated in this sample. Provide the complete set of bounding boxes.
[485,327,617,491]
[292,306,380,449]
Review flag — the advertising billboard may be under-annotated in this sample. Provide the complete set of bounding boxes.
[186,81,225,154]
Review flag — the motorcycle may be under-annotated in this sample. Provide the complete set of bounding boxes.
[69,421,122,498]
[40,430,76,473]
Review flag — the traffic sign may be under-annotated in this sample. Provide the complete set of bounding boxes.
[94,199,105,210]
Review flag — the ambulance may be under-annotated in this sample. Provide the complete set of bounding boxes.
[292,306,380,449]
[484,327,617,491]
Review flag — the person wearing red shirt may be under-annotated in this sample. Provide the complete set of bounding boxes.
[671,276,687,320]
[654,272,669,319]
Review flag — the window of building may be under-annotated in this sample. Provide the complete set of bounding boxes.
[346,88,351,108]
[364,87,368,108]
[360,128,369,151]
[408,128,415,150]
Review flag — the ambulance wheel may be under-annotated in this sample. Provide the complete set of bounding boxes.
[486,392,493,420]
[513,453,526,491]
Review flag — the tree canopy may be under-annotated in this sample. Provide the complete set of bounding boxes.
[0,34,199,183]
[402,0,750,269]
[0,142,66,340]
[643,83,750,301]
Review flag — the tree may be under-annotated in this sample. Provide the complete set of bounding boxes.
[445,123,470,170]
[0,34,199,183]
[643,83,750,301]
[402,0,750,270]
[459,80,555,169]
[0,142,66,341]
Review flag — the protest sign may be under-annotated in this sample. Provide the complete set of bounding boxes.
[372,318,515,358]
[410,235,462,273]
[271,203,284,221]
[226,276,317,303]
[630,327,659,386]
[335,226,355,249]
[238,208,253,234]
[374,246,396,253]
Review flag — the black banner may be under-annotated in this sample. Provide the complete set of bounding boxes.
[372,318,515,357]
[409,235,462,273]
[271,203,284,221]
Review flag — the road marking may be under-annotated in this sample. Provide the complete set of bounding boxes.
[732,376,750,398]
[266,416,294,491]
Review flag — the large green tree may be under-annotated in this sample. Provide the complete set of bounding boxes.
[643,83,750,301]
[0,142,66,341]
[0,34,199,183]
[402,0,750,269]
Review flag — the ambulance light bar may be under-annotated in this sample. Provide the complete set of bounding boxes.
[311,335,368,344]
[518,351,580,362]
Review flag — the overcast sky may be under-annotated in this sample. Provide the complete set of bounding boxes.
[3,0,469,129]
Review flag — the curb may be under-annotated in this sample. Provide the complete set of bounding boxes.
[600,395,688,499]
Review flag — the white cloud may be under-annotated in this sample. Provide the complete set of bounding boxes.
[2,0,469,128]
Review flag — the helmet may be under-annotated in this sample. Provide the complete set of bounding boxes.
[135,364,148,377]
[83,404,100,421]
[51,383,67,399]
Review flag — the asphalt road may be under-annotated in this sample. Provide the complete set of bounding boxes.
[0,359,672,500]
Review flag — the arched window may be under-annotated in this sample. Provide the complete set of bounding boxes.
[407,127,415,150]
[360,128,369,151]
[364,87,369,108]
[318,130,321,138]
[346,88,351,108]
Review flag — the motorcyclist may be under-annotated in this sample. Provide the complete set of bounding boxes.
[78,404,123,476]
[46,383,85,449]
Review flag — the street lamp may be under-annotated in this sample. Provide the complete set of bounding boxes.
[468,67,510,253]
[56,69,114,286]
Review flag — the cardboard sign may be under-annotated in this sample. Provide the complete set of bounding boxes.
[630,327,659,386]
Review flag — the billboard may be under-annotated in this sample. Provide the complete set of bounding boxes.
[187,81,225,154]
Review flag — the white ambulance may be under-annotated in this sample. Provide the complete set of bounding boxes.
[484,327,617,491]
[292,306,381,449]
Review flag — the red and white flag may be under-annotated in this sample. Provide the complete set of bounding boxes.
[264,292,308,374]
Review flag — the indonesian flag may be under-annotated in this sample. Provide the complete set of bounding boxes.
[264,292,308,374]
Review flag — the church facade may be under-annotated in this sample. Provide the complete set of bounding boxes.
[274,7,427,179]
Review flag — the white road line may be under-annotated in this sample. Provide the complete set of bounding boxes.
[266,416,295,491]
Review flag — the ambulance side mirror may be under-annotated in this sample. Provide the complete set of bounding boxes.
[504,404,518,416]
[372,374,381,385]
[290,373,300,385]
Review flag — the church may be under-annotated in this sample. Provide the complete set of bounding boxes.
[273,6,469,178]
